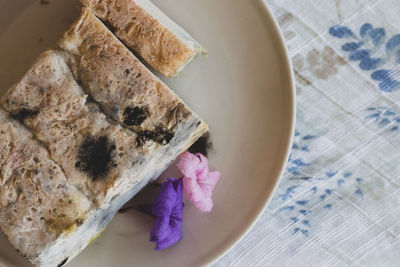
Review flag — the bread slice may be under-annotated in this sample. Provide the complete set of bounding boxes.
[0,108,92,267]
[57,8,207,143]
[1,47,207,265]
[79,0,206,77]
[2,46,207,203]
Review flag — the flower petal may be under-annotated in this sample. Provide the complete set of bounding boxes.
[169,178,183,210]
[171,200,184,220]
[150,215,170,242]
[154,216,183,250]
[150,178,184,250]
[183,176,213,212]
[183,176,205,201]
[198,171,221,196]
[177,151,208,179]
[152,178,180,217]
[178,151,221,212]
[195,153,210,177]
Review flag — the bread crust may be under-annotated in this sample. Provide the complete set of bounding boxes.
[80,0,204,77]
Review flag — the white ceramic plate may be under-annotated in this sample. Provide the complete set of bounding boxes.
[0,0,295,266]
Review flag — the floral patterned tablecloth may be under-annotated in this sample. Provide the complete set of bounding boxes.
[216,1,400,266]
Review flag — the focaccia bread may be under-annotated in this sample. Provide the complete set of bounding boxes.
[58,8,207,145]
[0,5,208,267]
[79,0,206,77]
[1,44,206,267]
[0,108,92,267]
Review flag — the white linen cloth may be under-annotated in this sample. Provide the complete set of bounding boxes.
[216,1,400,266]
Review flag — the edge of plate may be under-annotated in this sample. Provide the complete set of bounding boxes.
[205,0,296,265]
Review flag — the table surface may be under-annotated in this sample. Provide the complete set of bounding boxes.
[216,0,400,266]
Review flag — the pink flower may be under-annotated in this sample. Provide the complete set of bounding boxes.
[177,152,221,212]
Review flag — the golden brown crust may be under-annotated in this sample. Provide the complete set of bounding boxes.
[80,0,198,77]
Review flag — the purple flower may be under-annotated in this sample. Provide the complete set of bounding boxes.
[150,178,184,250]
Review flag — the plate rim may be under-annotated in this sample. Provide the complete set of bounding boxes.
[207,0,296,265]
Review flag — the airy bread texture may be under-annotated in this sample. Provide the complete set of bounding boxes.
[79,0,206,77]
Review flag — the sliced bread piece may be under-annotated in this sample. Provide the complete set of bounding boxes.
[58,8,207,145]
[79,0,206,77]
[0,108,92,267]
